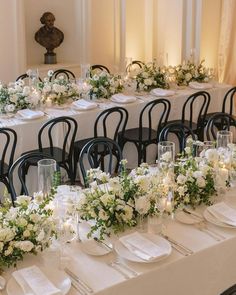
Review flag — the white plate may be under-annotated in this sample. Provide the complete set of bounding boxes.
[110,96,137,104]
[175,210,201,225]
[203,209,236,228]
[6,267,71,295]
[114,233,171,263]
[80,239,112,256]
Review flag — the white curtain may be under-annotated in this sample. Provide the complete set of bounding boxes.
[218,0,236,84]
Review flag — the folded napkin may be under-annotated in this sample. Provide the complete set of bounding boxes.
[72,99,97,110]
[150,88,175,97]
[119,231,168,261]
[110,93,137,103]
[17,109,44,119]
[12,266,62,295]
[189,82,213,90]
[207,202,236,227]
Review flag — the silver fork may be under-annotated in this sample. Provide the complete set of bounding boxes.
[194,222,225,241]
[107,262,130,279]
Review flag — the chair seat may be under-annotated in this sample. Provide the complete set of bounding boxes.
[74,138,93,152]
[22,147,69,165]
[121,128,157,143]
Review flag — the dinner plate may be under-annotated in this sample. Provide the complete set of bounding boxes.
[203,209,236,228]
[175,210,201,225]
[80,239,113,256]
[114,233,171,263]
[6,267,71,295]
[110,96,137,104]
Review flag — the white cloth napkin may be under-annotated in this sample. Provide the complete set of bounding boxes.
[110,93,137,103]
[72,99,97,110]
[17,109,44,119]
[119,231,168,261]
[150,88,175,97]
[188,82,213,89]
[12,266,62,295]
[207,202,236,227]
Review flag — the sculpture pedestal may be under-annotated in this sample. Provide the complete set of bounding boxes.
[44,53,57,64]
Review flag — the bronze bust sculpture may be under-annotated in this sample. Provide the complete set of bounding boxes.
[35,12,64,64]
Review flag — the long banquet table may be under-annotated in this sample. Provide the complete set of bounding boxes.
[0,83,232,192]
[2,187,236,295]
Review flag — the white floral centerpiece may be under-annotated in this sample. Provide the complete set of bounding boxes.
[173,60,212,86]
[88,71,123,99]
[0,192,56,272]
[135,63,169,91]
[37,70,80,106]
[0,81,40,114]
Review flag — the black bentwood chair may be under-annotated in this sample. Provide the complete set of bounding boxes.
[22,116,78,184]
[126,60,144,73]
[74,107,128,181]
[159,122,197,154]
[78,137,123,187]
[220,284,236,295]
[49,69,76,82]
[118,98,171,165]
[8,152,59,204]
[201,86,236,126]
[16,73,42,82]
[205,112,236,141]
[0,128,17,202]
[166,91,211,141]
[90,64,110,76]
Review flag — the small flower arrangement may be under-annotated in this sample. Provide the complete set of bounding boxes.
[0,81,40,114]
[135,63,169,91]
[78,160,139,239]
[88,71,123,99]
[0,192,57,272]
[37,70,80,106]
[174,60,212,86]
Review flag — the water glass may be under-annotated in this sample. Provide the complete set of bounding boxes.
[38,159,57,196]
[217,130,233,149]
[158,141,175,164]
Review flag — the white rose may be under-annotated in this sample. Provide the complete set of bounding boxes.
[16,241,34,252]
[0,228,15,242]
[98,209,109,221]
[4,246,13,256]
[196,176,206,188]
[23,230,31,237]
[36,230,45,242]
[177,174,187,185]
[16,195,31,206]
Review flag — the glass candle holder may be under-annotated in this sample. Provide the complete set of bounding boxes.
[38,159,57,196]
[217,130,233,149]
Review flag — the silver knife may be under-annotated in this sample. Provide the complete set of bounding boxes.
[64,268,93,293]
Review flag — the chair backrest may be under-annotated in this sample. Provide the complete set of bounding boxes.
[126,60,144,73]
[78,137,123,187]
[159,122,197,153]
[38,116,78,163]
[0,127,17,175]
[222,86,236,115]
[90,64,110,76]
[94,107,128,141]
[206,112,236,140]
[16,73,42,82]
[182,91,211,129]
[8,152,58,203]
[139,98,171,142]
[49,69,76,82]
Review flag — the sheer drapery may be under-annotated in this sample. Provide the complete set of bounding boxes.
[218,0,236,84]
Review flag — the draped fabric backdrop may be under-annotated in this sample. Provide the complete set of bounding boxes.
[218,0,236,85]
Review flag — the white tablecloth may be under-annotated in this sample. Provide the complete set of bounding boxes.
[0,84,232,193]
[2,188,236,295]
